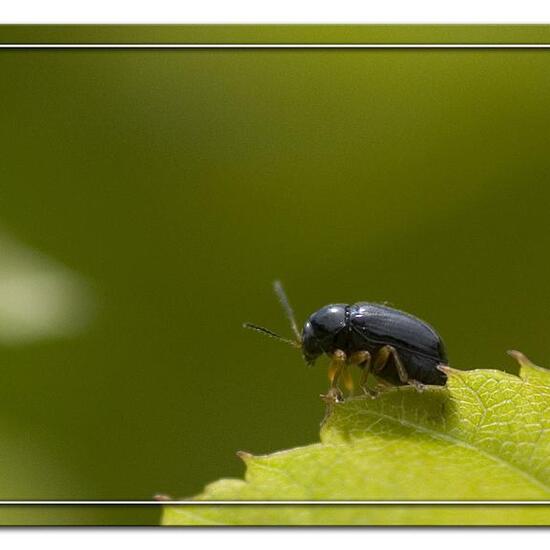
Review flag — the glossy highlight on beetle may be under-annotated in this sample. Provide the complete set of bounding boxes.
[244,281,448,402]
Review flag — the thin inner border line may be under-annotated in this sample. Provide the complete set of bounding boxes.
[1,39,548,505]
[1,43,550,48]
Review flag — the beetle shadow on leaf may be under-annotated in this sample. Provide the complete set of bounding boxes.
[323,387,456,443]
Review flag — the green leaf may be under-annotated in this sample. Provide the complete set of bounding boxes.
[162,352,550,525]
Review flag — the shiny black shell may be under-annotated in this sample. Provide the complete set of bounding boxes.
[301,302,447,386]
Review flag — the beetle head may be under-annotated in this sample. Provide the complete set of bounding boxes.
[301,321,323,365]
[301,304,347,365]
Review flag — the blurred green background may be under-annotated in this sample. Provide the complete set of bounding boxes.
[1,25,550,524]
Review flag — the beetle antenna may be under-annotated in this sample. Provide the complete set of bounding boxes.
[242,323,300,348]
[273,280,302,343]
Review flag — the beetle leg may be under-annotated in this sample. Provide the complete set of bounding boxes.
[327,363,338,385]
[374,345,426,392]
[349,351,376,398]
[373,345,391,373]
[321,352,347,422]
[374,378,394,391]
[320,387,342,425]
[350,350,371,368]
[407,379,426,392]
[342,366,354,394]
[328,349,346,387]
[326,349,346,402]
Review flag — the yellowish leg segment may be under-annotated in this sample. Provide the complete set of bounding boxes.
[323,349,347,403]
[320,349,348,424]
[342,367,354,394]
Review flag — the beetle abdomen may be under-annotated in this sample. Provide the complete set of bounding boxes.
[350,302,446,362]
[375,347,447,386]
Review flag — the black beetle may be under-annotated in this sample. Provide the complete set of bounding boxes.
[244,281,448,402]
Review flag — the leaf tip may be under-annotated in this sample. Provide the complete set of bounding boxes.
[507,349,550,382]
[507,349,533,367]
[236,450,254,462]
[436,363,460,376]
